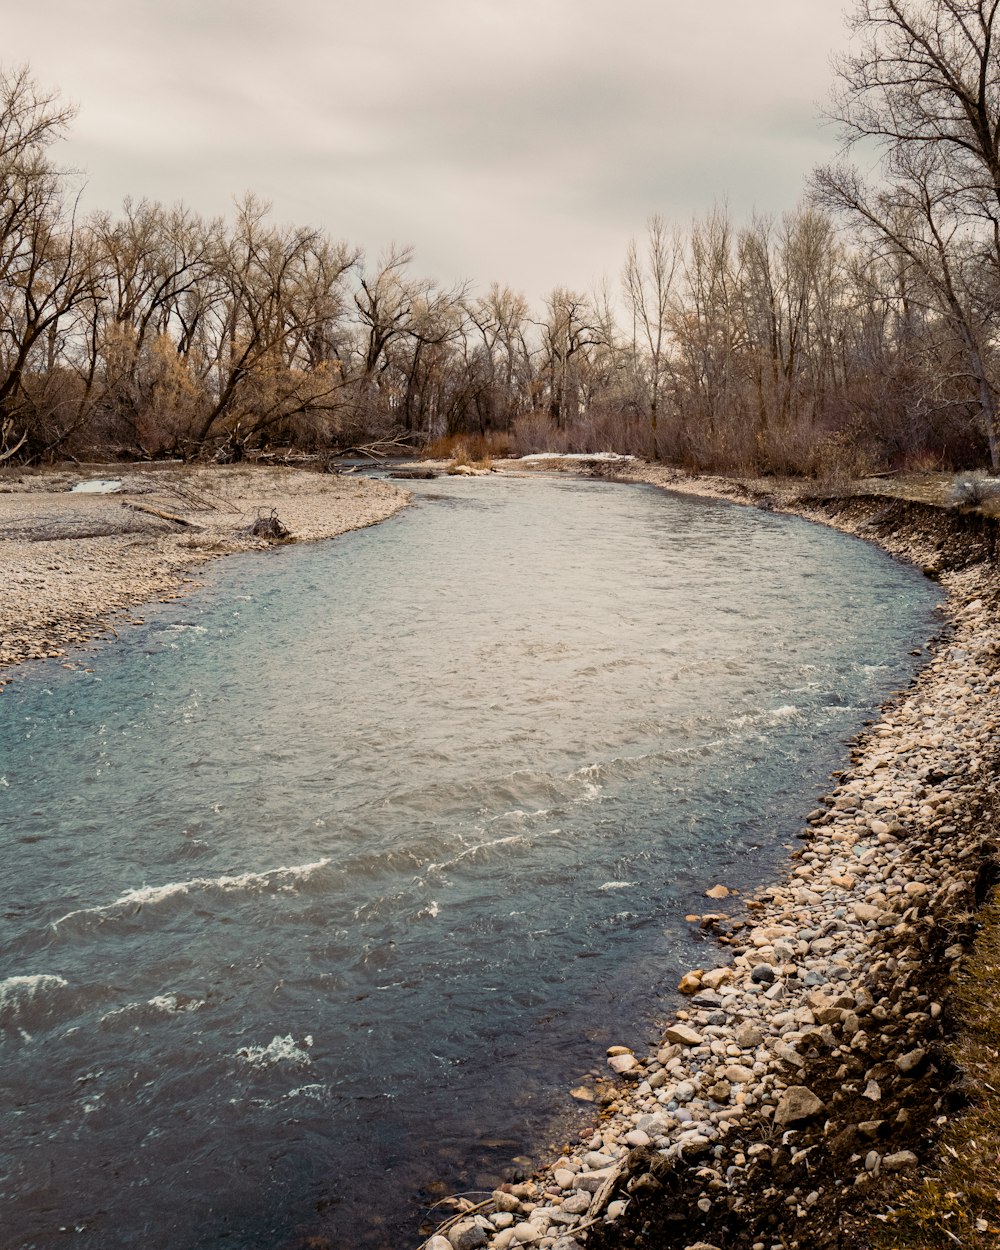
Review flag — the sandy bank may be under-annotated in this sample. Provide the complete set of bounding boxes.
[0,465,408,680]
[423,465,1000,1250]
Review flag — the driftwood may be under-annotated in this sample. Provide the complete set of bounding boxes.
[416,1168,627,1250]
[587,1160,626,1218]
[246,449,319,466]
[161,482,224,512]
[417,1198,494,1250]
[333,437,415,461]
[248,508,290,540]
[122,501,204,529]
[0,429,26,462]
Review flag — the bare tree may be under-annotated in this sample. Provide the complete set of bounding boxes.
[623,213,681,458]
[190,194,356,452]
[351,244,415,387]
[77,199,219,452]
[0,66,98,457]
[822,0,1000,467]
[669,208,746,466]
[834,1,1000,211]
[347,245,468,440]
[816,151,1000,467]
[538,288,598,429]
[732,208,848,464]
[462,283,533,433]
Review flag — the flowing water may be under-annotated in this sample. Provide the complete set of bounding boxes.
[0,475,939,1249]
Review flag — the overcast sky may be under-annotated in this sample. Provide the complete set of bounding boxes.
[6,0,855,304]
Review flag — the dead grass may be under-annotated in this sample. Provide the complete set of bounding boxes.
[871,894,1000,1249]
[422,432,512,464]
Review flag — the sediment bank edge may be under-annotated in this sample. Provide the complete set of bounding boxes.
[423,467,1000,1250]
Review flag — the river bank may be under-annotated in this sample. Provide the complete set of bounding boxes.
[0,464,408,682]
[422,463,1000,1250]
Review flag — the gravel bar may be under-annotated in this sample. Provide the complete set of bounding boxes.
[0,465,408,682]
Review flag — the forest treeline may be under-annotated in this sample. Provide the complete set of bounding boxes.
[3,1,1000,475]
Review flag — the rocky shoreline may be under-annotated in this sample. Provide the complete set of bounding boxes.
[421,468,1000,1250]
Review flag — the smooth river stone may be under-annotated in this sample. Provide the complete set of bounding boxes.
[664,1023,703,1047]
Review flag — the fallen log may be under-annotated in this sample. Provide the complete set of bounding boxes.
[333,437,415,460]
[121,501,204,529]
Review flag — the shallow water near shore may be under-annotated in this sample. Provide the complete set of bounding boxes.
[0,475,939,1250]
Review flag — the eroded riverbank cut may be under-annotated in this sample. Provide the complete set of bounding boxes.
[0,473,938,1250]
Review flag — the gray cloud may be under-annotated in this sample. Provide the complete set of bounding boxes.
[8,0,854,302]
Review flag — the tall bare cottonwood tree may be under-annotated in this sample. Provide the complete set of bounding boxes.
[0,66,97,458]
[821,0,1000,468]
[623,214,680,459]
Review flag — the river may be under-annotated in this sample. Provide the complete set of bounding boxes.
[0,474,939,1249]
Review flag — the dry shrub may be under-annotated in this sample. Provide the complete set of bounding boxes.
[756,422,821,478]
[949,471,1000,508]
[811,428,876,487]
[563,405,652,457]
[134,334,204,455]
[670,417,758,477]
[248,508,291,541]
[17,367,92,460]
[902,449,947,474]
[510,413,571,456]
[448,443,491,471]
[423,431,512,462]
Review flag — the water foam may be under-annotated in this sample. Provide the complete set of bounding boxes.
[566,766,604,802]
[54,858,332,926]
[147,994,204,1014]
[598,881,638,891]
[286,1083,329,1101]
[426,834,528,874]
[491,807,552,822]
[237,1034,314,1068]
[101,994,204,1024]
[0,973,69,1023]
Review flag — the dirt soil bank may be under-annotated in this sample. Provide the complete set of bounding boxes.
[0,464,408,682]
[422,464,1000,1250]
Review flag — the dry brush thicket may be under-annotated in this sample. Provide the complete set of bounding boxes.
[3,2,1000,475]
